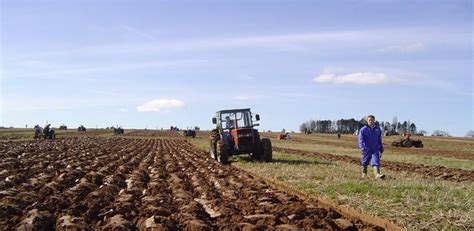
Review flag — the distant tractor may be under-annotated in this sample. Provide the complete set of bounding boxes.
[209,108,272,164]
[114,127,124,135]
[35,124,55,140]
[59,124,68,130]
[391,133,424,148]
[78,125,87,132]
[277,131,291,140]
[183,129,196,138]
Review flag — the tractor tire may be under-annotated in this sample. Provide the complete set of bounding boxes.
[391,141,399,147]
[210,140,218,160]
[415,142,424,148]
[261,138,272,162]
[216,140,229,164]
[210,129,220,140]
[251,143,263,161]
[403,140,413,147]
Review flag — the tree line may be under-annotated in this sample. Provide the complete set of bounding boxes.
[299,116,420,135]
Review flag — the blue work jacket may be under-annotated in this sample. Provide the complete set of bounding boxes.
[358,125,383,154]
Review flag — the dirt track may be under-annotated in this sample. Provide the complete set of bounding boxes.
[273,147,474,182]
[0,137,391,230]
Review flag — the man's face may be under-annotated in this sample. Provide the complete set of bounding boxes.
[367,117,375,127]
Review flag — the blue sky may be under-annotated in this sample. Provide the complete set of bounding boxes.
[1,0,472,136]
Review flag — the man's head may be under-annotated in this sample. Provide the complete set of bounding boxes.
[367,115,375,128]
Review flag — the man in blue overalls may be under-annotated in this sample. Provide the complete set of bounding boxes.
[358,115,385,179]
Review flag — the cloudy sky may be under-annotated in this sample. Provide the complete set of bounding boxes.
[1,0,472,136]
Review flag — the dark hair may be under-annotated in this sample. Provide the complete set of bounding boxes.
[367,115,375,120]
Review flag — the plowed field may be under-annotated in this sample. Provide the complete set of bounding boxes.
[0,137,390,230]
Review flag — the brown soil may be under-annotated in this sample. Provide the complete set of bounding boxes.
[0,137,397,230]
[273,147,474,182]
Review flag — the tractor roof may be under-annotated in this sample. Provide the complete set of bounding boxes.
[216,108,251,114]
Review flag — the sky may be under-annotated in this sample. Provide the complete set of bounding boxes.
[0,0,472,136]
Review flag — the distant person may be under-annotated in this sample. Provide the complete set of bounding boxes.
[34,125,42,139]
[43,124,51,137]
[337,132,341,139]
[358,115,385,179]
[403,132,411,140]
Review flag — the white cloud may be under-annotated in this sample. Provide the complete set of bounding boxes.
[378,42,425,53]
[16,29,404,58]
[5,59,206,79]
[136,99,184,112]
[237,74,254,80]
[235,96,251,101]
[313,71,395,85]
[2,97,136,111]
[119,24,156,40]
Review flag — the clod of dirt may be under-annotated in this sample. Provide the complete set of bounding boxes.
[55,215,87,230]
[15,209,55,231]
[101,214,133,230]
[183,219,212,230]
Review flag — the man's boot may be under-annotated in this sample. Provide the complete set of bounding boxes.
[373,166,385,179]
[361,166,368,178]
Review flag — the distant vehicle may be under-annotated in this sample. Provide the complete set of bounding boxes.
[35,124,55,140]
[391,133,423,148]
[59,124,68,130]
[210,108,272,164]
[183,129,196,138]
[277,131,291,140]
[78,125,87,132]
[114,127,124,135]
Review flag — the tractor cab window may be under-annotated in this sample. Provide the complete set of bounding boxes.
[220,111,252,129]
[237,111,252,128]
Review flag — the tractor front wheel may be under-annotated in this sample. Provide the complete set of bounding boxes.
[261,138,272,162]
[251,143,263,161]
[217,140,229,164]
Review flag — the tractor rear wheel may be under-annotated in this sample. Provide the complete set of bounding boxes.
[217,140,229,164]
[261,138,272,162]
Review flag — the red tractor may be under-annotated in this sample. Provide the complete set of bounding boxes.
[391,133,424,148]
[209,108,272,164]
[277,131,291,140]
